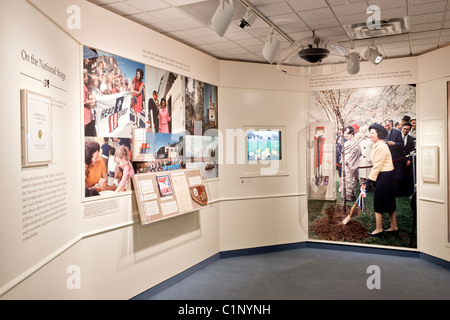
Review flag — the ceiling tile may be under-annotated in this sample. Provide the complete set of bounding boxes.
[164,0,209,6]
[223,47,251,55]
[102,2,141,15]
[409,0,443,5]
[377,6,408,19]
[439,36,450,46]
[307,17,341,30]
[410,22,443,32]
[225,30,255,41]
[126,12,162,25]
[384,48,411,58]
[246,0,284,6]
[380,34,410,44]
[328,0,367,5]
[166,17,204,30]
[410,31,440,40]
[199,34,231,44]
[337,13,369,25]
[269,13,303,26]
[150,21,179,33]
[287,0,329,11]
[234,37,264,47]
[183,26,217,38]
[410,12,445,25]
[381,40,410,49]
[256,2,293,17]
[247,27,272,38]
[89,0,120,5]
[314,26,347,37]
[211,41,241,50]
[409,1,447,15]
[411,37,439,46]
[411,43,439,54]
[331,2,368,16]
[196,43,220,53]
[146,7,189,22]
[168,30,194,41]
[125,0,169,11]
[367,0,407,10]
[287,30,317,41]
[297,7,335,21]
[279,22,310,34]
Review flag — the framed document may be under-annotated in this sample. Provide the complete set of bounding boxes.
[21,90,52,167]
[421,145,439,183]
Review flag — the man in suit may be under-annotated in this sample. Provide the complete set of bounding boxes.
[398,122,416,196]
[384,119,404,196]
[148,90,160,133]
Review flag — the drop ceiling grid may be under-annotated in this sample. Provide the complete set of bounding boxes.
[87,0,450,64]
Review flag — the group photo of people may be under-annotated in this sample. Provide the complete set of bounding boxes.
[82,47,220,199]
[307,84,418,248]
[83,46,147,137]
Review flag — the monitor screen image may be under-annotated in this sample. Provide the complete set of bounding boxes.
[247,130,281,161]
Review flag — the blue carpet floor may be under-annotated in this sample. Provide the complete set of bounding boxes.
[138,246,449,300]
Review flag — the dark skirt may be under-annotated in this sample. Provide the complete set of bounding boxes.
[374,170,396,213]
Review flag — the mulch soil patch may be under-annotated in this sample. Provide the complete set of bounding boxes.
[311,205,368,242]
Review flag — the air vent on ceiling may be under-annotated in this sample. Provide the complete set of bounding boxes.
[344,17,410,40]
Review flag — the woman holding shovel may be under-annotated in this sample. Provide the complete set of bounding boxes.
[361,123,398,236]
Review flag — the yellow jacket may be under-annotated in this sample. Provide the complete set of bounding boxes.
[368,140,394,181]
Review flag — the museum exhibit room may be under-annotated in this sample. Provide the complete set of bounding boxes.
[1,0,450,304]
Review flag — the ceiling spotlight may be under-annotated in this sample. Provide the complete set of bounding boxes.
[262,28,281,64]
[240,7,256,29]
[364,44,383,64]
[346,52,360,75]
[211,0,237,37]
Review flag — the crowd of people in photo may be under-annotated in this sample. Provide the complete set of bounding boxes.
[83,54,146,136]
[135,159,185,174]
[336,115,417,236]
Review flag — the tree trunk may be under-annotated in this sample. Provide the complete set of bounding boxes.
[340,130,347,211]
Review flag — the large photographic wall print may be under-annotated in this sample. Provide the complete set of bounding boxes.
[83,46,218,201]
[307,84,417,248]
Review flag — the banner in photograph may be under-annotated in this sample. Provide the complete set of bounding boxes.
[95,92,131,137]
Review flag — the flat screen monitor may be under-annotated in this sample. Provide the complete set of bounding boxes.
[247,130,281,161]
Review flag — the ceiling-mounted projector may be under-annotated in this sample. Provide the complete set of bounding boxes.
[298,36,330,63]
[277,32,356,76]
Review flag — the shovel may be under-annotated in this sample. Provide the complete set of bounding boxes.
[312,128,329,189]
[342,190,366,225]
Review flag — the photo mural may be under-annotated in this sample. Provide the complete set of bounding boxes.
[307,84,417,248]
[82,46,218,199]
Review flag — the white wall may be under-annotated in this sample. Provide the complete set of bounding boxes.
[0,0,82,297]
[1,0,222,300]
[416,46,450,261]
[217,61,308,251]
